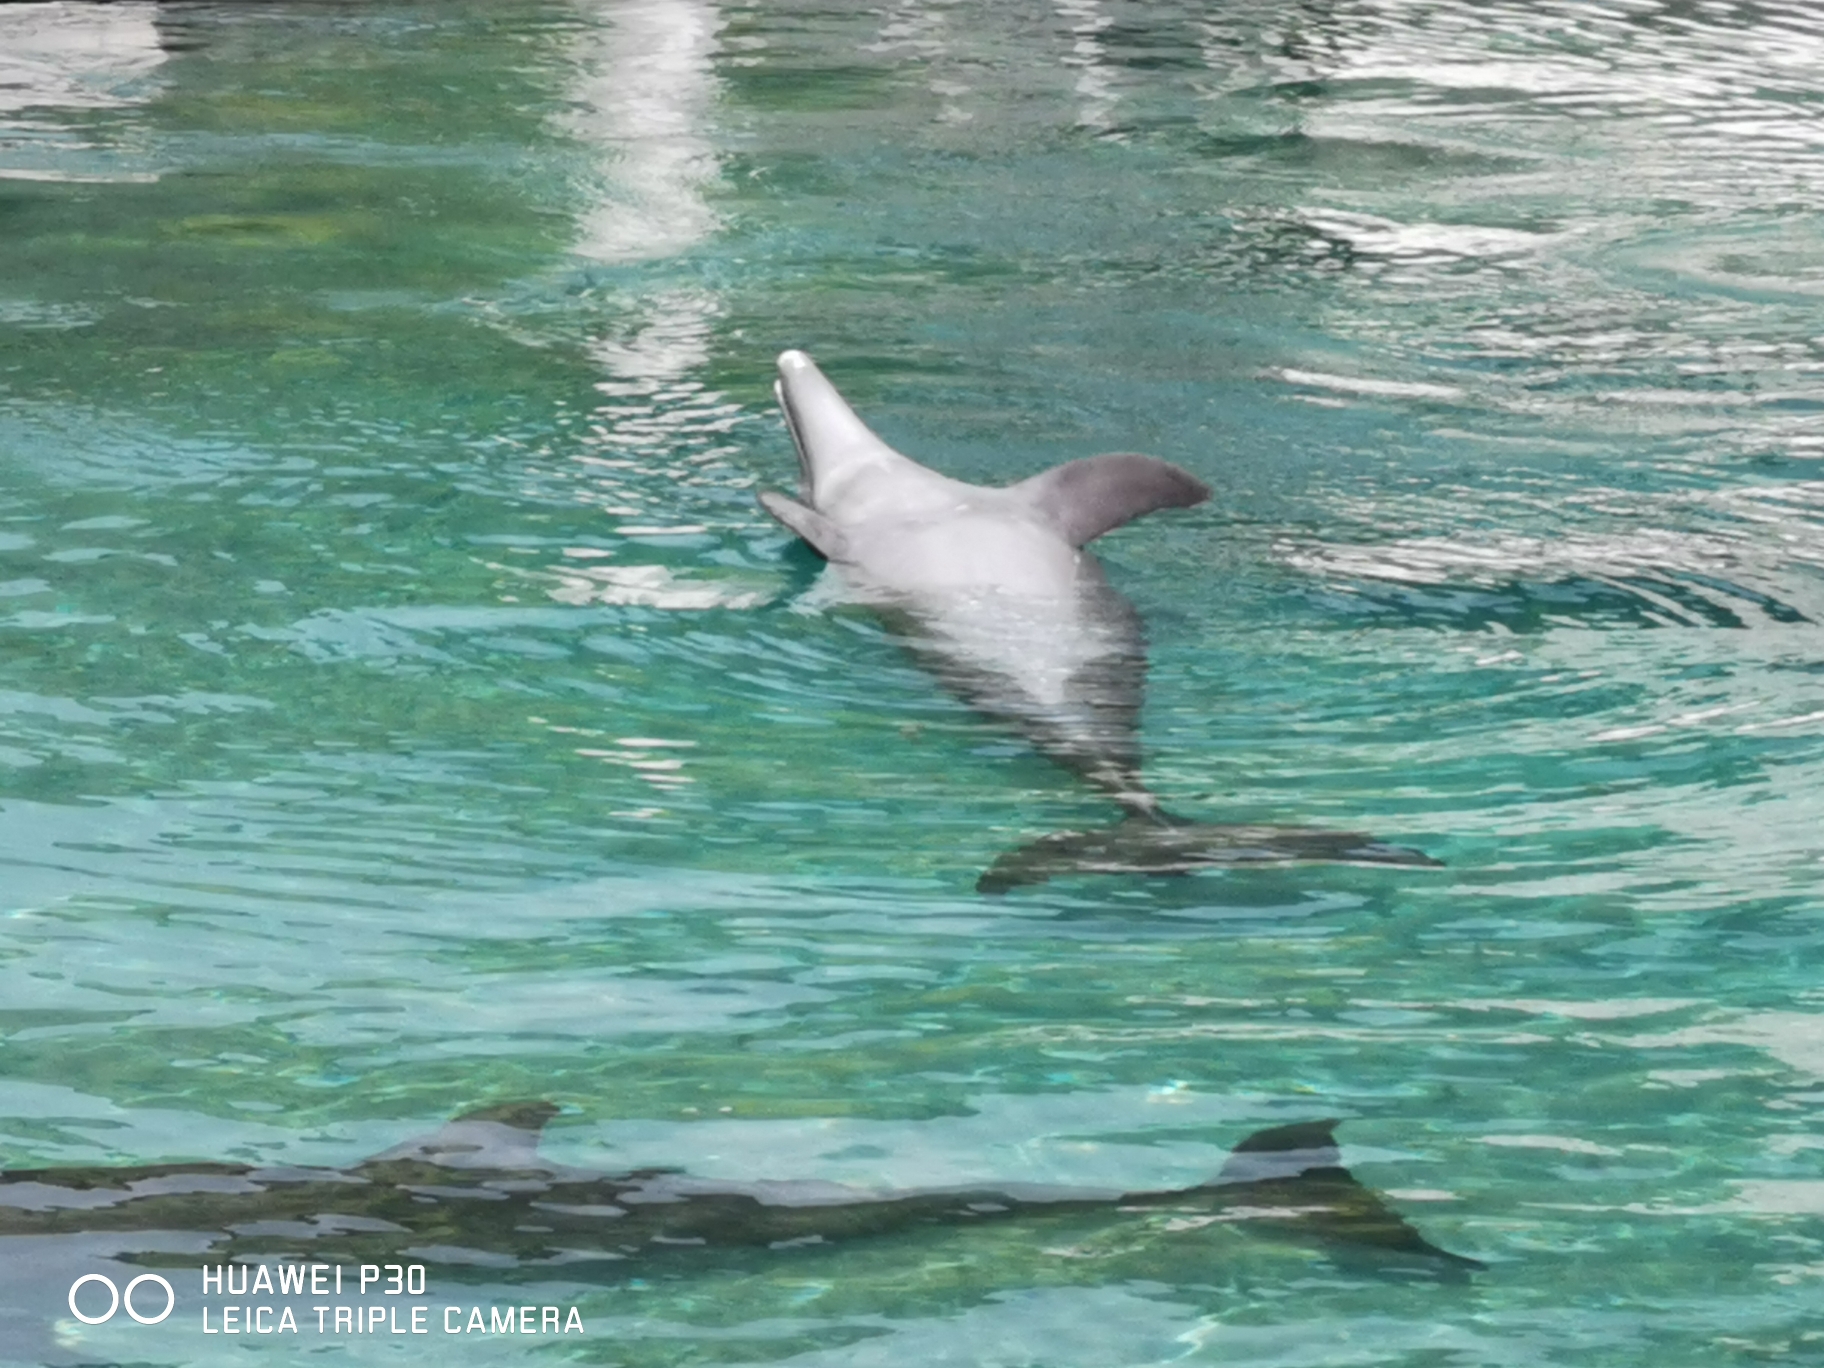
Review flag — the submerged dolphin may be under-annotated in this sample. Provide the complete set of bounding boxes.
[0,1107,1480,1280]
[758,350,1438,891]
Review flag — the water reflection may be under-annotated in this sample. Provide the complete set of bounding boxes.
[871,0,972,125]
[0,1,164,118]
[1054,0,1119,134]
[561,0,723,386]
[556,0,749,555]
[0,0,164,186]
[561,0,722,268]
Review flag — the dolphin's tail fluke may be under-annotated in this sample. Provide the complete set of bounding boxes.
[976,813,1441,894]
[1214,1120,1485,1278]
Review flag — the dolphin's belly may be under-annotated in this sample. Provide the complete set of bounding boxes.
[799,508,1152,795]
[914,594,1115,709]
[848,511,1084,597]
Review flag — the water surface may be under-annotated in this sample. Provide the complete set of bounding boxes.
[2,1,1822,1364]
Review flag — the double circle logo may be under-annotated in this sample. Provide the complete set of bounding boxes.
[68,1273,175,1326]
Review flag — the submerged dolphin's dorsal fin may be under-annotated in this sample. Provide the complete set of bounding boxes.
[757,489,851,562]
[361,1101,559,1173]
[1216,1118,1343,1184]
[452,1101,561,1131]
[1011,453,1209,548]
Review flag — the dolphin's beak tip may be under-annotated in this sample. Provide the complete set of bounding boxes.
[777,348,812,373]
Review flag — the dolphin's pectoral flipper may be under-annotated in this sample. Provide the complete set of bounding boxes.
[758,489,851,562]
[1213,1120,1485,1278]
[976,816,1442,894]
[1012,453,1210,547]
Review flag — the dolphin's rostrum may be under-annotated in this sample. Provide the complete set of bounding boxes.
[758,350,1439,891]
[0,1105,1482,1279]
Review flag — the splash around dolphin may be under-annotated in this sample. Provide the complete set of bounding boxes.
[758,349,1440,891]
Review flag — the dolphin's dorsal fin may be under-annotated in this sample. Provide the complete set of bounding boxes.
[1216,1118,1343,1184]
[453,1101,561,1131]
[1011,453,1209,547]
[758,489,851,561]
[361,1101,559,1173]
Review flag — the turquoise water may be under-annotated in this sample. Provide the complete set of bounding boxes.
[2,0,1823,1362]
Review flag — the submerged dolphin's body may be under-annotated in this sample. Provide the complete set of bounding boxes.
[0,1107,1479,1287]
[758,350,1438,890]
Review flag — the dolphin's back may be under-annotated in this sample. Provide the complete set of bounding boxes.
[844,507,1084,596]
[767,350,1210,565]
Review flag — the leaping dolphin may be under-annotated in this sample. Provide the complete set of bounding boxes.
[0,1106,1482,1279]
[757,350,1439,892]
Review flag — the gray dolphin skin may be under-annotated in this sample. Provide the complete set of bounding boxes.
[758,350,1439,892]
[0,1107,1481,1279]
